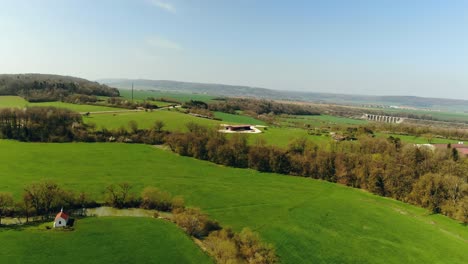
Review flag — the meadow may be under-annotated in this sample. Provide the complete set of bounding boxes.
[279,114,368,127]
[0,217,211,264]
[84,110,223,131]
[84,110,328,147]
[119,89,215,103]
[214,111,266,126]
[0,140,466,264]
[375,132,465,144]
[0,96,122,112]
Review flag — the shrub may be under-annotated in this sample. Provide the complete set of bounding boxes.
[173,207,220,238]
[140,187,172,211]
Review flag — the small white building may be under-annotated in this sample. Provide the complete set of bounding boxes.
[53,209,69,228]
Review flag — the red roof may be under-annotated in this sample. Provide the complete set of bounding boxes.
[457,148,468,155]
[432,144,468,155]
[55,211,69,221]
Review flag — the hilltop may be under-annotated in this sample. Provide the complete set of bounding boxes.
[0,74,119,102]
[101,79,468,111]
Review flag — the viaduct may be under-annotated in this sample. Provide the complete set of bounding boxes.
[363,114,404,124]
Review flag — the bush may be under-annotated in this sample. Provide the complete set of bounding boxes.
[140,187,173,211]
[205,228,278,264]
[173,207,220,238]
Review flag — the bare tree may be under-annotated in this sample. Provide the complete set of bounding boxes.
[0,193,14,225]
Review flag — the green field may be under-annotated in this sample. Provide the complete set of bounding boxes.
[85,110,223,132]
[280,114,368,127]
[375,133,465,144]
[0,217,211,264]
[214,112,266,126]
[84,110,329,147]
[0,96,122,112]
[0,140,466,264]
[119,89,214,103]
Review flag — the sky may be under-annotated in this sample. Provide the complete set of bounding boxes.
[1,0,468,99]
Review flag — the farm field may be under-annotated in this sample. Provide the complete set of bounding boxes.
[0,217,211,264]
[280,114,368,127]
[375,132,465,144]
[119,89,215,103]
[84,110,223,132]
[0,140,466,264]
[0,96,122,112]
[84,110,328,147]
[214,111,266,126]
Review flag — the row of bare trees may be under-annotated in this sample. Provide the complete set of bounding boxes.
[0,181,94,225]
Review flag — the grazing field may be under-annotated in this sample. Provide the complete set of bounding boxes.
[84,110,328,147]
[0,140,466,264]
[375,133,465,144]
[280,114,368,127]
[0,217,211,264]
[119,89,215,103]
[85,110,223,131]
[0,96,122,112]
[214,112,266,126]
[0,96,28,108]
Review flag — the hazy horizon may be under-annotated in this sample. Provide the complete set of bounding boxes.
[1,1,468,100]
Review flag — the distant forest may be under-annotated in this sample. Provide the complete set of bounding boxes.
[0,74,119,102]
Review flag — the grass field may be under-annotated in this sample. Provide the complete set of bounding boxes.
[85,110,223,132]
[119,89,214,103]
[214,112,266,126]
[0,217,211,264]
[0,140,466,264]
[375,133,465,144]
[84,110,329,147]
[0,96,122,112]
[280,114,368,127]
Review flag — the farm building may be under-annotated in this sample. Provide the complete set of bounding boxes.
[219,124,262,134]
[225,125,253,132]
[53,209,69,228]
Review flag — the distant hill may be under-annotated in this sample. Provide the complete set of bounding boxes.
[1,74,119,102]
[100,79,468,111]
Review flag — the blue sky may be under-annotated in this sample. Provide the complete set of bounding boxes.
[1,0,468,99]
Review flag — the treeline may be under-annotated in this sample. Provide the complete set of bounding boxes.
[0,74,119,102]
[208,98,321,116]
[106,97,159,110]
[165,124,468,223]
[0,181,96,224]
[0,107,82,142]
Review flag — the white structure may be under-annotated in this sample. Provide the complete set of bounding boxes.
[218,124,263,134]
[53,209,69,228]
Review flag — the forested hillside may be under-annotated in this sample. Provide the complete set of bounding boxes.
[0,74,119,102]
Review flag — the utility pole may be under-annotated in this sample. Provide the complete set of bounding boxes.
[131,82,134,102]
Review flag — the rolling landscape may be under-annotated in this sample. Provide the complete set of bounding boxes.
[1,1,468,264]
[1,74,467,263]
